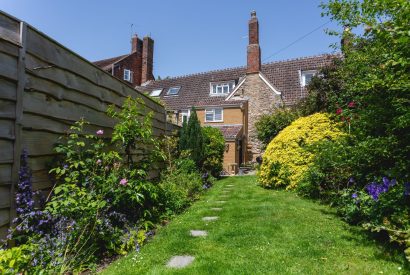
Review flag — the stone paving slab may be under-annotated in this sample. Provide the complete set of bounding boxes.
[227,185,234,187]
[216,201,226,204]
[202,216,219,221]
[190,230,207,237]
[211,207,222,211]
[167,256,195,268]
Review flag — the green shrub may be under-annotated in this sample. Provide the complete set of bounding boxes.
[159,158,203,215]
[255,108,299,148]
[258,113,346,189]
[0,245,33,275]
[202,126,225,177]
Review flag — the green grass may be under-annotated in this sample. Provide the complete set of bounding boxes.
[102,176,408,274]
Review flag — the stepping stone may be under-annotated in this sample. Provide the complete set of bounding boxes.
[222,190,230,193]
[202,216,219,221]
[167,255,195,268]
[190,230,207,237]
[211,207,222,211]
[216,200,226,204]
[227,185,234,187]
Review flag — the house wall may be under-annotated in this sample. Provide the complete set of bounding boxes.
[0,11,178,240]
[197,106,244,125]
[223,140,238,174]
[112,52,142,87]
[231,73,282,160]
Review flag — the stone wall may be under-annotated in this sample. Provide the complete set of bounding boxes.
[231,73,282,160]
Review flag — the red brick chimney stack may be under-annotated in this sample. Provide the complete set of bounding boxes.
[247,11,261,74]
[131,35,141,53]
[141,36,154,84]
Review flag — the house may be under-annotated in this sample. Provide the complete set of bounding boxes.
[143,11,336,174]
[94,35,154,87]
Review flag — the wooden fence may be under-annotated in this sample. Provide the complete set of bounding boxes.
[0,11,178,240]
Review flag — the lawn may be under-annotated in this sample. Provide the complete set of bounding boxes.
[102,176,408,274]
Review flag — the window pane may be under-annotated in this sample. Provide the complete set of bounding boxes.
[214,109,222,121]
[206,113,214,121]
[216,86,222,94]
[223,85,229,93]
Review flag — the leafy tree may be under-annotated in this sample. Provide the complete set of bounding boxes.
[320,0,410,178]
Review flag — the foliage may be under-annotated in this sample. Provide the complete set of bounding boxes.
[0,245,33,275]
[158,159,203,215]
[258,113,346,189]
[255,108,300,148]
[179,108,204,168]
[202,126,225,177]
[107,96,160,171]
[293,0,410,259]
[4,98,162,273]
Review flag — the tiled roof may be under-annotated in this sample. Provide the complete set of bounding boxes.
[93,54,129,72]
[211,125,243,140]
[145,54,338,109]
[196,97,247,108]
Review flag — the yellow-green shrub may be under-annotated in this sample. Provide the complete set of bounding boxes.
[258,113,345,189]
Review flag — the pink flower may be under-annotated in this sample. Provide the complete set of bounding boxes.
[96,129,104,135]
[119,178,128,186]
[336,108,343,115]
[96,159,102,165]
[348,101,356,108]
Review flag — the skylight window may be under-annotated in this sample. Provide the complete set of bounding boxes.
[166,87,180,96]
[150,89,163,97]
[301,70,317,87]
[210,81,235,96]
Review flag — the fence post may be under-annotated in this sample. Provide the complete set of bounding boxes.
[9,21,27,230]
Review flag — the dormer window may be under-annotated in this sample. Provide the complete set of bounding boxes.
[210,81,235,96]
[150,89,163,97]
[301,70,317,87]
[166,87,180,96]
[124,69,133,82]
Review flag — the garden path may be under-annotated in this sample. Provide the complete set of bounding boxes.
[102,176,407,274]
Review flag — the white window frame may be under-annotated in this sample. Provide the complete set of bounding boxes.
[166,86,180,96]
[123,69,133,82]
[180,109,190,124]
[300,70,317,87]
[205,108,223,122]
[210,81,235,96]
[149,89,163,97]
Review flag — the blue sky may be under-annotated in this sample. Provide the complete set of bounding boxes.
[1,0,341,78]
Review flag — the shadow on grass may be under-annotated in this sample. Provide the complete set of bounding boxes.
[315,207,409,270]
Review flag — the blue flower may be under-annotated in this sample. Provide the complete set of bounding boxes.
[404,182,410,196]
[351,193,358,199]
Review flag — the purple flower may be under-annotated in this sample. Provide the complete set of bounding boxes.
[349,177,355,184]
[352,193,358,199]
[119,178,128,186]
[366,177,396,201]
[96,129,104,135]
[96,159,102,165]
[404,182,410,196]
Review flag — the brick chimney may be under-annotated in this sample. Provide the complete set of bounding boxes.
[131,35,142,54]
[247,11,261,74]
[141,36,154,84]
